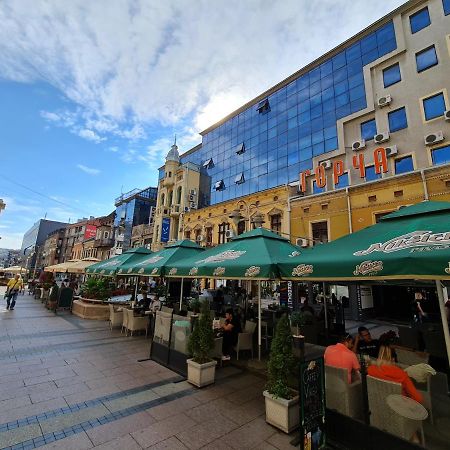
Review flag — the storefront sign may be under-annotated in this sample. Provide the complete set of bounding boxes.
[161,217,170,242]
[299,357,326,450]
[84,224,97,240]
[299,147,389,192]
[356,285,374,310]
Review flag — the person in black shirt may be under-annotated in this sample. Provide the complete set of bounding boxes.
[354,326,380,359]
[221,308,241,360]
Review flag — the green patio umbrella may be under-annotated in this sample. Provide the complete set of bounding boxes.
[165,228,302,360]
[278,200,450,363]
[85,246,152,275]
[165,228,302,280]
[117,239,204,276]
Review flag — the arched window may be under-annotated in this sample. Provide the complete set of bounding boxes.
[160,193,165,206]
[177,186,182,204]
[168,190,173,206]
[218,222,230,244]
[237,220,246,235]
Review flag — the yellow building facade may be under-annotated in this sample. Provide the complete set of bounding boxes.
[290,165,450,245]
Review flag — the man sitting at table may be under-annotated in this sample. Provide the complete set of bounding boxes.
[353,326,380,359]
[324,333,360,383]
[221,309,241,361]
[137,291,151,310]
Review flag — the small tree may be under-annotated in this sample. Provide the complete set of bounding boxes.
[188,300,215,364]
[266,313,296,399]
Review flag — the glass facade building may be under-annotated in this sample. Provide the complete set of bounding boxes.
[161,22,397,206]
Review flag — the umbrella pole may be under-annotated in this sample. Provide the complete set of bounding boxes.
[322,282,328,333]
[435,280,450,365]
[179,277,184,311]
[258,280,262,361]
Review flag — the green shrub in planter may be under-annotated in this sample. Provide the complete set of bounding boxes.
[266,313,296,399]
[188,300,215,364]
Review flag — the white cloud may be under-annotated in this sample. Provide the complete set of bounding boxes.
[107,146,119,152]
[1,0,404,151]
[76,164,101,175]
[78,128,106,143]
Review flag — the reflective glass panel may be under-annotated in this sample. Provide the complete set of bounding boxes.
[416,46,438,72]
[388,107,408,132]
[423,93,446,121]
[365,165,381,181]
[383,63,401,87]
[409,7,431,33]
[432,145,450,165]
[395,156,414,174]
[361,119,377,141]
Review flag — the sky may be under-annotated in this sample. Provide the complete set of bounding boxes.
[0,0,404,249]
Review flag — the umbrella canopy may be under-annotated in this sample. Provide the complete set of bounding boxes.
[165,228,302,280]
[117,239,204,276]
[279,200,450,282]
[45,259,79,273]
[2,266,26,274]
[86,246,152,275]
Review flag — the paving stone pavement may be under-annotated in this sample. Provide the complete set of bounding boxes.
[0,291,294,449]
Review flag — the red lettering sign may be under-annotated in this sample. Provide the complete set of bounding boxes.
[314,165,326,188]
[373,147,388,174]
[333,160,344,185]
[84,225,97,240]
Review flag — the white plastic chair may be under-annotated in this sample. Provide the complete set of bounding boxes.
[234,321,256,360]
[126,309,149,337]
[109,304,123,330]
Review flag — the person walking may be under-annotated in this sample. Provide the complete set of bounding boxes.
[5,275,23,310]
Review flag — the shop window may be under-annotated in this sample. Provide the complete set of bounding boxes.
[312,221,328,244]
[218,222,230,244]
[444,0,450,15]
[395,156,414,174]
[185,230,191,239]
[383,63,401,87]
[416,45,438,72]
[431,145,450,165]
[423,93,446,121]
[335,172,349,188]
[388,107,408,132]
[361,119,377,141]
[270,214,282,234]
[365,165,382,181]
[409,7,431,34]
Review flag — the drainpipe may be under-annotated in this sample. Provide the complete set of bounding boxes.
[346,187,353,233]
[420,169,429,200]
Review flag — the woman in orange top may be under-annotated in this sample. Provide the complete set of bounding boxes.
[367,344,423,404]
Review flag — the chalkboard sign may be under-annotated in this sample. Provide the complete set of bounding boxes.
[299,357,326,450]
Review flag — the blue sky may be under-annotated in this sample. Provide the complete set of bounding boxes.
[0,0,403,249]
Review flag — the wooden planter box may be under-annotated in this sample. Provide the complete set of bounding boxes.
[72,298,109,320]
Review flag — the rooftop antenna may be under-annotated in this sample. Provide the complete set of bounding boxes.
[44,212,47,219]
[174,134,177,146]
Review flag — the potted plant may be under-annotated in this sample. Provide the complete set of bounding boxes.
[187,299,216,387]
[263,314,299,433]
[189,297,201,314]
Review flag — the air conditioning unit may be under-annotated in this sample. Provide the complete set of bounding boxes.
[424,131,444,146]
[374,132,390,144]
[189,202,197,209]
[188,194,196,201]
[377,95,392,107]
[352,140,366,151]
[385,145,398,157]
[320,160,332,170]
[225,230,235,239]
[196,235,204,242]
[444,110,450,121]
[296,238,309,248]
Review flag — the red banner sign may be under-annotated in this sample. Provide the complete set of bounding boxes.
[299,147,389,192]
[84,224,97,240]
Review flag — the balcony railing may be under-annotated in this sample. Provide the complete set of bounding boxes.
[94,238,114,247]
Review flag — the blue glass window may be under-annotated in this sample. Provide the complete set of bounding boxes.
[395,156,414,174]
[432,145,450,165]
[383,63,401,87]
[361,119,377,141]
[423,93,446,121]
[335,172,349,188]
[365,165,381,181]
[443,0,450,15]
[409,7,431,33]
[416,46,438,72]
[388,107,408,132]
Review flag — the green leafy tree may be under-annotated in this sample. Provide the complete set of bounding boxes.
[266,313,296,399]
[188,300,215,364]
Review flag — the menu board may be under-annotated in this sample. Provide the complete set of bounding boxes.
[300,357,326,450]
